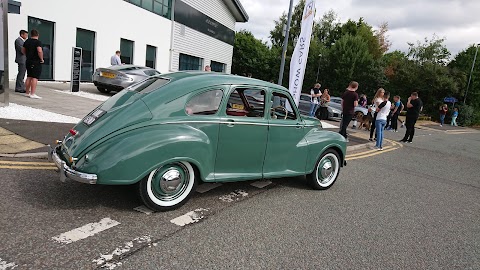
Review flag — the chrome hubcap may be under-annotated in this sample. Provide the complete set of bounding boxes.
[321,160,333,179]
[159,169,182,194]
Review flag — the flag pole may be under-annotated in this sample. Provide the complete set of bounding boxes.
[277,0,294,86]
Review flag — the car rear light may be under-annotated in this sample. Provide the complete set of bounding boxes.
[69,129,78,136]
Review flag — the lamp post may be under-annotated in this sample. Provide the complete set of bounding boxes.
[315,54,322,82]
[464,43,480,104]
[1,0,9,106]
[277,0,294,86]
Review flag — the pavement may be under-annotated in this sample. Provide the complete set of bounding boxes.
[0,81,370,157]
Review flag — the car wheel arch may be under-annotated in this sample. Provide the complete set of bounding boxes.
[135,156,205,185]
[307,144,345,174]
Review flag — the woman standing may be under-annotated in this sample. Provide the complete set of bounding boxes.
[309,83,322,117]
[319,88,331,120]
[369,88,385,141]
[375,92,391,150]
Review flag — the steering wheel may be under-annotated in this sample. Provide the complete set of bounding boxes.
[271,106,288,120]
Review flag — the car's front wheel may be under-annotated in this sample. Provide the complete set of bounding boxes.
[139,161,197,211]
[307,150,341,190]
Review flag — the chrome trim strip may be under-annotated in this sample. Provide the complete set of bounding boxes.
[50,145,97,185]
[160,120,309,128]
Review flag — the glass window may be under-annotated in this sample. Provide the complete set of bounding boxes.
[146,45,156,68]
[226,89,265,118]
[124,0,172,19]
[129,77,169,93]
[76,28,96,82]
[179,53,202,71]
[300,94,310,102]
[28,17,55,80]
[271,92,297,120]
[120,38,134,64]
[210,61,226,73]
[186,90,223,115]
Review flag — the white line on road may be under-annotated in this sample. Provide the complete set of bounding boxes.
[133,205,154,215]
[0,258,18,270]
[219,189,248,202]
[170,208,209,226]
[92,235,152,269]
[52,218,120,244]
[196,183,222,193]
[250,180,272,189]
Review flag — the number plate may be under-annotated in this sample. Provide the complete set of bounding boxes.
[232,104,244,110]
[83,109,106,126]
[101,72,116,79]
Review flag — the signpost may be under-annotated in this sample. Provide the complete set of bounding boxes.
[444,97,458,107]
[70,47,82,92]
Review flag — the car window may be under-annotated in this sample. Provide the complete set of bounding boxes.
[270,92,297,120]
[300,95,310,102]
[128,77,170,93]
[186,89,223,115]
[143,70,160,76]
[226,88,265,118]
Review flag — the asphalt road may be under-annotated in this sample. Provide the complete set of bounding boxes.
[0,126,479,269]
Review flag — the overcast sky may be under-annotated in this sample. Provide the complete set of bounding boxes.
[235,0,480,56]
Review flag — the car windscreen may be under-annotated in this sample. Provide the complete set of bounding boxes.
[127,77,170,93]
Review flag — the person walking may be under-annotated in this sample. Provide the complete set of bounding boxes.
[439,104,448,127]
[22,29,44,99]
[368,88,385,141]
[111,51,122,65]
[400,92,423,143]
[14,30,28,93]
[451,108,459,126]
[309,83,321,117]
[319,88,331,120]
[390,95,404,132]
[339,81,359,139]
[375,92,391,150]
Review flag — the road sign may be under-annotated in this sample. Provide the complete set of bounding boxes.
[444,97,458,103]
[70,47,82,92]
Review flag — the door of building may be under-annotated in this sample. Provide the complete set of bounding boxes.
[28,17,54,80]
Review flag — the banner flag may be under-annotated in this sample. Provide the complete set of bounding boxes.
[288,0,315,110]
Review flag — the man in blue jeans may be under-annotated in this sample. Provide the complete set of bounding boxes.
[375,92,391,150]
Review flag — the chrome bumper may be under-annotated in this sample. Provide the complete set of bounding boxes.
[48,145,97,185]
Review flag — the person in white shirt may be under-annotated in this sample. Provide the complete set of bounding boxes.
[375,91,391,150]
[111,50,122,65]
[309,83,321,117]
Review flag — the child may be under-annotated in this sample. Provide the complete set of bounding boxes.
[451,108,459,126]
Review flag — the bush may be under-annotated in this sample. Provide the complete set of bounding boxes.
[456,104,480,126]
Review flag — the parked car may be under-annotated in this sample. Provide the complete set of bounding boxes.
[298,93,342,121]
[49,72,347,211]
[329,96,369,119]
[92,65,161,93]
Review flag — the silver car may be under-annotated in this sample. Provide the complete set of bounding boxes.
[329,96,369,119]
[92,65,161,93]
[298,93,343,120]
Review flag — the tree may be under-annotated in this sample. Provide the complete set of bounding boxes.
[407,34,451,66]
[449,44,480,105]
[232,30,274,81]
[375,22,392,54]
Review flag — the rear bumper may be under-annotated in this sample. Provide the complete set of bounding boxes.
[48,145,97,185]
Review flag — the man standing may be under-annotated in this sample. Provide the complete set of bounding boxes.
[390,95,404,132]
[339,81,359,139]
[111,51,122,65]
[14,30,28,93]
[22,29,44,99]
[309,83,321,117]
[400,92,423,143]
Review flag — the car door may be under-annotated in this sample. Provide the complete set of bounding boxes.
[263,90,308,177]
[214,86,268,181]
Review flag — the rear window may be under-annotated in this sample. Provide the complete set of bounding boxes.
[128,78,170,93]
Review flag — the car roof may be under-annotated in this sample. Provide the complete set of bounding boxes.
[108,65,154,71]
[155,71,288,94]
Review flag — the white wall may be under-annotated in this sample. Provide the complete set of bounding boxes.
[7,0,172,80]
[171,0,236,73]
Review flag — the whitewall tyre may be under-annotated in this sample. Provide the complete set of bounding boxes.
[139,161,197,211]
[307,150,341,190]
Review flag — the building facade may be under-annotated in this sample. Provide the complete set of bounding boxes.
[6,0,247,81]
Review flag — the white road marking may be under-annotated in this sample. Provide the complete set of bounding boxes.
[170,208,209,226]
[92,235,152,269]
[0,258,18,270]
[250,180,272,189]
[219,189,248,202]
[133,205,154,215]
[52,218,120,244]
[196,183,222,193]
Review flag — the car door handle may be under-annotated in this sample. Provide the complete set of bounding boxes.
[226,119,235,127]
[296,123,303,129]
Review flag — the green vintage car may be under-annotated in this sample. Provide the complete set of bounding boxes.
[49,72,347,211]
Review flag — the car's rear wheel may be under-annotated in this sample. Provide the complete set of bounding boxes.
[307,150,341,190]
[139,161,197,211]
[97,87,111,94]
